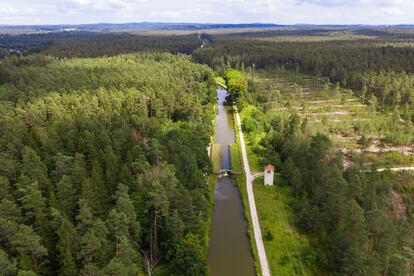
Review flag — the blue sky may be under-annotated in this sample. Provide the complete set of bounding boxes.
[0,0,413,25]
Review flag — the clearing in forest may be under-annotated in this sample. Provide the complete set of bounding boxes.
[255,71,414,169]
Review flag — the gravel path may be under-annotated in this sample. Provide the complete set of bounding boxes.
[234,106,271,276]
[375,167,414,172]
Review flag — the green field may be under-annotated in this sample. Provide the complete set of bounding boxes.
[254,176,318,276]
[211,143,222,173]
[230,144,242,173]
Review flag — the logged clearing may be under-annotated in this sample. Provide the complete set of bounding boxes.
[256,70,414,169]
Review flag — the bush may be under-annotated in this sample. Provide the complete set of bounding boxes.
[265,230,274,241]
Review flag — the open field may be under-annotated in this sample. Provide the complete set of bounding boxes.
[249,33,376,42]
[230,144,242,174]
[254,176,318,276]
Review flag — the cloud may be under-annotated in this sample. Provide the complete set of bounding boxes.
[295,0,354,6]
[295,0,401,6]
[0,0,414,25]
[58,0,135,13]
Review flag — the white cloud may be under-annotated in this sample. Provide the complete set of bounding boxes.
[382,6,402,15]
[0,0,414,25]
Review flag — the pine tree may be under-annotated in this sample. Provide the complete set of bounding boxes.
[0,176,11,200]
[0,249,17,276]
[80,263,103,276]
[71,153,88,193]
[60,249,77,276]
[90,160,109,218]
[56,176,77,219]
[103,236,140,276]
[173,233,207,276]
[107,184,140,243]
[20,147,48,194]
[11,225,48,273]
[103,146,118,195]
[76,199,94,236]
[0,199,22,222]
[79,219,110,269]
[80,178,95,209]
[52,153,73,183]
[57,218,79,262]
[18,182,49,236]
[16,271,37,276]
[0,218,18,253]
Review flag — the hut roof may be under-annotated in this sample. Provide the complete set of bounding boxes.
[264,164,275,172]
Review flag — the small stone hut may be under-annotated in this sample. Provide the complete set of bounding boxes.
[264,164,275,186]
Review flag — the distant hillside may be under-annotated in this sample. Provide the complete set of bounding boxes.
[0,22,286,34]
[2,22,414,35]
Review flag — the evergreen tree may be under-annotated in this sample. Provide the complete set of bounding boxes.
[173,233,207,276]
[20,147,49,194]
[0,249,17,276]
[56,176,77,219]
[11,225,48,273]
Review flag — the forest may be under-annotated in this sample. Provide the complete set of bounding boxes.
[261,112,413,274]
[225,68,414,274]
[1,27,414,275]
[0,52,216,275]
[203,29,414,275]
[0,32,201,59]
[193,29,414,115]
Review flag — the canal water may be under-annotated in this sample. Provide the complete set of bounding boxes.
[207,89,255,276]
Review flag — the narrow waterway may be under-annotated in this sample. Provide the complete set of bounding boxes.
[207,89,255,276]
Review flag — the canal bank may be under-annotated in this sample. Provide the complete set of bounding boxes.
[207,89,255,276]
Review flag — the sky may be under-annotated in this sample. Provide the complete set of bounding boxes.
[0,0,414,25]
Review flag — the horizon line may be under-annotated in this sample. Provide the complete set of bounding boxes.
[1,21,414,27]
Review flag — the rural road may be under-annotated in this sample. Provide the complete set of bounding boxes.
[234,106,271,276]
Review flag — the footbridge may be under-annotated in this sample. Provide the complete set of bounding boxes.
[215,169,242,178]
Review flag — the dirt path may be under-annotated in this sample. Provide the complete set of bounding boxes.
[375,167,414,172]
[234,106,271,276]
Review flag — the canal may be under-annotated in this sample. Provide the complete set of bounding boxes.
[207,89,255,276]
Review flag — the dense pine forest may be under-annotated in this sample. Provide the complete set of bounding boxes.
[0,52,216,275]
[0,32,200,59]
[1,28,414,275]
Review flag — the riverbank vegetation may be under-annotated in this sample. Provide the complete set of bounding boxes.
[0,52,216,275]
[224,69,248,102]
